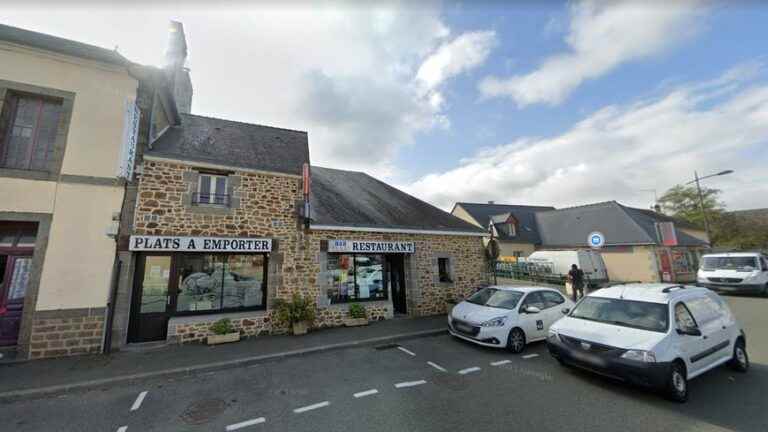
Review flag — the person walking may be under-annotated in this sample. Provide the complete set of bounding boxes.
[567,264,585,301]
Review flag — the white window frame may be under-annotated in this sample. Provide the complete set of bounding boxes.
[197,173,228,206]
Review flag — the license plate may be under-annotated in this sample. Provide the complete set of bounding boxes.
[456,324,472,333]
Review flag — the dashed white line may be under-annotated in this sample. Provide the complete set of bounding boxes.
[116,427,128,432]
[397,346,416,356]
[522,354,540,359]
[491,360,512,366]
[394,380,427,388]
[458,367,481,375]
[293,401,330,413]
[130,391,148,411]
[354,389,379,398]
[225,417,266,431]
[427,361,447,372]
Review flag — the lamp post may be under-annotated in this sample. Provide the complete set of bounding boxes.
[685,169,733,246]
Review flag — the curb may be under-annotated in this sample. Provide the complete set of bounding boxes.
[0,328,446,402]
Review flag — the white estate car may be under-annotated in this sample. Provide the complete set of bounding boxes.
[448,286,575,353]
[547,284,748,402]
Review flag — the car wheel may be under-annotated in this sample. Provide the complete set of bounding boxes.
[666,361,688,403]
[507,328,526,354]
[728,339,749,372]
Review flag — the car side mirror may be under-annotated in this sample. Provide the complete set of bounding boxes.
[561,308,570,315]
[524,306,541,314]
[676,327,702,337]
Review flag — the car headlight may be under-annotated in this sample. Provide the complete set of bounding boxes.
[620,350,657,363]
[480,316,507,327]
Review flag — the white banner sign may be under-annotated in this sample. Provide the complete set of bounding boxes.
[328,240,415,254]
[130,236,272,252]
[118,99,140,181]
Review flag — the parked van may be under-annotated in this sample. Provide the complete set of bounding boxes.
[526,250,608,285]
[697,252,768,296]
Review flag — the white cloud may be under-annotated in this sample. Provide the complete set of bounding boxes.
[416,30,497,90]
[407,63,768,211]
[0,5,461,178]
[479,0,705,106]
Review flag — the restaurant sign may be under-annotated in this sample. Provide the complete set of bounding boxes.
[328,240,415,254]
[130,236,272,252]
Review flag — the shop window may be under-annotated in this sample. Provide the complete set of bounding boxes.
[438,257,453,283]
[0,92,62,171]
[327,254,386,303]
[193,173,229,206]
[176,254,267,313]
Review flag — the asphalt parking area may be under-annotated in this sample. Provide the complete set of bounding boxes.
[3,295,768,432]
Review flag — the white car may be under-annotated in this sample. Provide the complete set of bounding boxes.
[697,252,768,296]
[547,284,748,402]
[448,286,575,353]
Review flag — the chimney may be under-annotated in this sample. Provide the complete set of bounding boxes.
[653,204,662,213]
[165,21,193,114]
[488,200,495,205]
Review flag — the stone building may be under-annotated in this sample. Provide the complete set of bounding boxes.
[118,117,488,345]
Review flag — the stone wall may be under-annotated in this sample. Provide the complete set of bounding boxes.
[28,308,105,359]
[130,160,488,344]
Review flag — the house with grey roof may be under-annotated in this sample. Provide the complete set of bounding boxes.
[451,202,554,258]
[535,201,709,283]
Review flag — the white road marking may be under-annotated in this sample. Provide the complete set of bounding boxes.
[225,417,266,431]
[117,427,127,432]
[130,391,148,411]
[394,380,427,388]
[458,367,481,375]
[293,401,330,413]
[397,346,416,356]
[427,361,447,372]
[354,389,379,398]
[491,360,512,366]
[522,354,539,359]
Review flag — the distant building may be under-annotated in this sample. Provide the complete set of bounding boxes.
[535,201,709,283]
[451,202,554,259]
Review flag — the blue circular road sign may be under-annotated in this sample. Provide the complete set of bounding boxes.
[588,231,605,248]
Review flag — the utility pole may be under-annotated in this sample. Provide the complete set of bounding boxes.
[685,169,734,247]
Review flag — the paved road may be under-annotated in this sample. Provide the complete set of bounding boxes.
[4,295,767,432]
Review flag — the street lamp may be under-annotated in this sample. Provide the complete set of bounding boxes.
[685,169,734,246]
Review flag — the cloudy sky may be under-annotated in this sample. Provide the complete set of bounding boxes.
[3,1,767,211]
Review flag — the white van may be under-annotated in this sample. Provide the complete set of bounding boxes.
[548,284,748,402]
[697,252,768,296]
[526,250,608,285]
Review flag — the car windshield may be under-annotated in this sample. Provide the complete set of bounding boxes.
[701,256,759,272]
[466,288,523,310]
[569,297,669,333]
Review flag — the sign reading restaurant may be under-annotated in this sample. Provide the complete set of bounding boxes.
[328,240,415,254]
[129,236,272,252]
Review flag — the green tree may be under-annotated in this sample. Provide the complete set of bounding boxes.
[658,184,725,229]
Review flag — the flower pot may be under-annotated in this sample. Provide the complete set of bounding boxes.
[292,321,309,335]
[344,317,369,327]
[207,332,240,345]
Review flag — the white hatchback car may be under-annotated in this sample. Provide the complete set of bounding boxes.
[448,286,575,353]
[547,284,748,402]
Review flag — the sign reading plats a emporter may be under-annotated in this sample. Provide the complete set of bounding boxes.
[129,236,272,252]
[328,240,415,254]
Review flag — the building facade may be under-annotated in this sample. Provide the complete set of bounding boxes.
[0,24,145,360]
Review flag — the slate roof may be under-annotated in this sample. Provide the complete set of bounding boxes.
[310,167,486,234]
[0,23,129,66]
[147,114,309,176]
[453,203,555,244]
[535,201,708,247]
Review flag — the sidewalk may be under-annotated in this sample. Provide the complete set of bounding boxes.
[0,315,446,401]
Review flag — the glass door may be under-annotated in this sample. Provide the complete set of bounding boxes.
[128,255,173,343]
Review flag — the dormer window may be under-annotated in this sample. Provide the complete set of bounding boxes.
[194,173,229,206]
[508,222,517,237]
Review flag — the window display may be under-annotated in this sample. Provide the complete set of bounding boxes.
[327,254,387,303]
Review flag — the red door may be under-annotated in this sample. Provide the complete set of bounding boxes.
[0,255,33,346]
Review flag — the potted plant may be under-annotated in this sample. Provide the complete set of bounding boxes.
[344,303,369,327]
[273,294,316,335]
[207,318,240,345]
